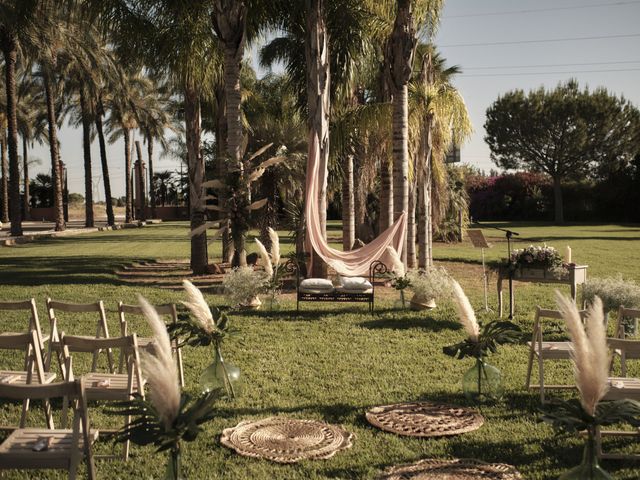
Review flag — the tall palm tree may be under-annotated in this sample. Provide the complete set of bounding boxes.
[0,111,8,223]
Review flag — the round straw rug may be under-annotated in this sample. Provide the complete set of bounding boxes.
[365,402,483,437]
[220,417,354,463]
[378,458,523,480]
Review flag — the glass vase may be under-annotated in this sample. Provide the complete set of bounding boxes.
[559,428,612,480]
[393,290,408,309]
[164,446,181,480]
[462,358,504,403]
[265,293,281,312]
[199,345,240,398]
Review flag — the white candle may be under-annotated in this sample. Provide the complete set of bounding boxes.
[565,246,572,264]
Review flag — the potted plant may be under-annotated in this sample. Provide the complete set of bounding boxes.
[508,244,568,279]
[386,246,411,309]
[169,280,240,398]
[583,275,640,334]
[254,228,285,311]
[112,296,219,480]
[407,267,452,310]
[222,265,269,309]
[443,280,521,403]
[541,294,640,480]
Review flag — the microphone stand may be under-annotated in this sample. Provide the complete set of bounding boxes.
[472,220,520,319]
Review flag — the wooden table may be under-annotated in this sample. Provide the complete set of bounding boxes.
[497,265,588,318]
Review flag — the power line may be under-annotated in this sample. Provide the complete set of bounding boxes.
[459,67,640,77]
[445,1,640,19]
[441,33,640,48]
[464,60,640,70]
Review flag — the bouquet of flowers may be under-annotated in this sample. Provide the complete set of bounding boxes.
[386,246,411,308]
[254,228,286,311]
[508,244,569,278]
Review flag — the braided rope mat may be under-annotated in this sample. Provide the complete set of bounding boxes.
[378,458,523,479]
[366,402,484,437]
[220,417,354,463]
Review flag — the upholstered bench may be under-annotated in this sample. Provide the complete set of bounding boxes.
[285,259,387,314]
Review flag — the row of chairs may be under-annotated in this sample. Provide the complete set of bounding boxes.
[0,298,185,478]
[525,305,640,460]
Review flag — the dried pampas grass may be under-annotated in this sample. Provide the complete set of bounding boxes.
[254,238,273,277]
[451,280,480,342]
[268,227,280,267]
[182,280,215,334]
[386,246,405,278]
[137,295,180,429]
[555,292,609,416]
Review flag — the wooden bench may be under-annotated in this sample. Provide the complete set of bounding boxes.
[285,259,387,314]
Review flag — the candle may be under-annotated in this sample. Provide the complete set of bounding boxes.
[565,246,572,264]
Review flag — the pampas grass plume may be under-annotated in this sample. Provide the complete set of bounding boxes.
[254,238,273,277]
[268,227,280,267]
[182,280,215,334]
[137,295,180,429]
[386,246,405,278]
[555,291,609,416]
[451,280,480,342]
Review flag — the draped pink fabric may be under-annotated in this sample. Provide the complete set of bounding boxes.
[305,132,407,277]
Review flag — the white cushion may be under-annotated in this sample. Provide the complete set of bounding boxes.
[300,278,334,293]
[340,276,373,291]
[339,286,373,294]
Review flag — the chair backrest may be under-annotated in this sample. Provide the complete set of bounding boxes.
[532,307,588,341]
[117,302,177,336]
[608,337,640,376]
[59,333,141,374]
[615,306,640,339]
[0,299,46,351]
[0,379,95,478]
[0,330,48,384]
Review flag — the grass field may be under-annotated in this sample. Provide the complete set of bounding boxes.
[0,221,639,479]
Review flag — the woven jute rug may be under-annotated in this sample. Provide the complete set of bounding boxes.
[220,417,354,463]
[365,402,484,437]
[378,458,523,479]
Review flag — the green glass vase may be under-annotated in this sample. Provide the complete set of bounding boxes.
[559,428,612,480]
[199,345,240,398]
[164,446,181,480]
[462,358,504,403]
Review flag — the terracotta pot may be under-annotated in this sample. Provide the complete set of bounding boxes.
[410,294,436,310]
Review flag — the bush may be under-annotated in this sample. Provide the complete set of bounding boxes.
[583,275,640,313]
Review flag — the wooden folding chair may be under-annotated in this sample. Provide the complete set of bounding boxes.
[0,299,49,367]
[596,338,640,460]
[60,333,145,460]
[525,307,587,402]
[118,301,185,386]
[0,379,97,480]
[0,330,57,429]
[46,298,114,377]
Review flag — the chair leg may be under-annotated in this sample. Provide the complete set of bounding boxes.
[538,356,546,403]
[176,347,185,388]
[525,350,535,390]
[123,414,131,460]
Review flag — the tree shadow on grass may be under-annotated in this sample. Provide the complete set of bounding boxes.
[359,315,461,332]
[0,255,133,286]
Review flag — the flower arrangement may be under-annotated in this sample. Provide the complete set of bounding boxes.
[407,267,452,307]
[111,296,218,480]
[169,280,240,398]
[540,293,640,479]
[443,281,521,402]
[386,246,411,308]
[222,265,269,308]
[254,228,286,311]
[509,244,564,270]
[583,275,640,313]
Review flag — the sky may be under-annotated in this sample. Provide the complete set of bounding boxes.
[30,0,640,198]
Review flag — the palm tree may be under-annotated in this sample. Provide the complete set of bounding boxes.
[0,111,8,223]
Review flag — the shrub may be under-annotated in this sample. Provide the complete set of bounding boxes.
[583,275,640,313]
[222,267,269,307]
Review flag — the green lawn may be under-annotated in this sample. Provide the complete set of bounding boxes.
[0,221,639,479]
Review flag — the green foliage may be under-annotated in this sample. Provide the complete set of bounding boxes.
[540,398,640,434]
[222,266,269,307]
[443,320,522,360]
[407,266,451,300]
[169,307,232,348]
[109,391,219,452]
[583,275,640,312]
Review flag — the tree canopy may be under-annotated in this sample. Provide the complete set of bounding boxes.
[484,80,640,223]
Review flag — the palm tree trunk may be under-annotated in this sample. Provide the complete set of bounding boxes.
[135,140,146,220]
[2,37,21,235]
[305,0,330,277]
[341,154,355,250]
[215,83,233,263]
[379,157,393,232]
[43,70,64,232]
[418,124,433,268]
[123,128,133,223]
[392,84,409,262]
[22,136,30,220]
[80,89,94,227]
[1,138,8,224]
[95,108,115,226]
[146,135,156,218]
[407,179,416,268]
[184,84,208,275]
